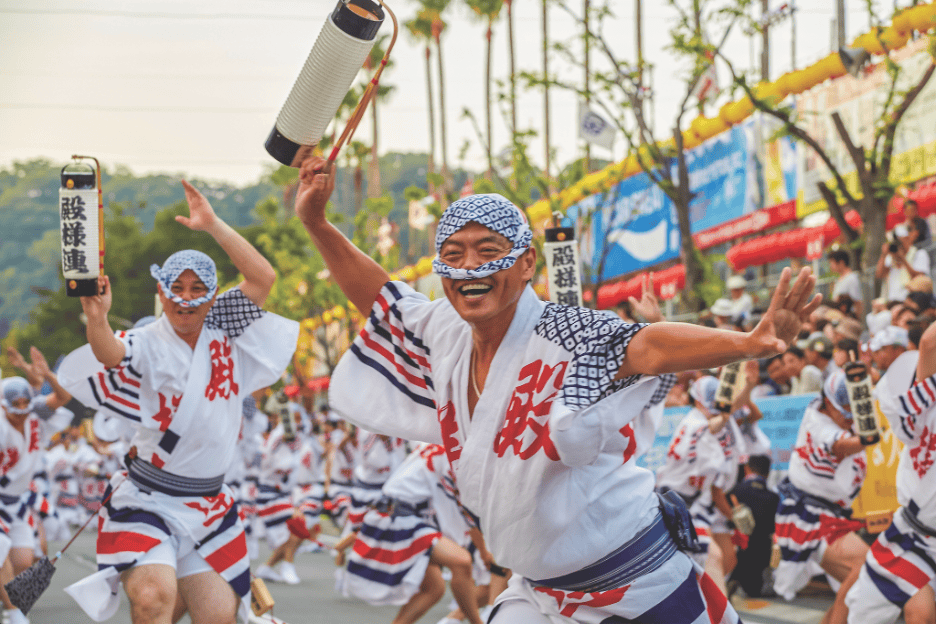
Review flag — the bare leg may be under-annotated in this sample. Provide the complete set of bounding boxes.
[264,541,288,568]
[430,537,484,624]
[9,547,34,576]
[703,534,736,596]
[391,563,446,624]
[177,569,238,624]
[0,556,16,610]
[122,564,178,624]
[488,569,510,605]
[281,533,303,564]
[820,533,869,624]
[905,584,936,624]
[445,584,490,621]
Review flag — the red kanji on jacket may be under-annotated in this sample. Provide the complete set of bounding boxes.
[493,360,567,461]
[152,393,182,432]
[910,426,936,478]
[205,337,239,401]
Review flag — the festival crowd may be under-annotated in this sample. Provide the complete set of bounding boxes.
[0,167,934,624]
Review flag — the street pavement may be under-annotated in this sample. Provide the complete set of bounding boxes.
[25,531,834,624]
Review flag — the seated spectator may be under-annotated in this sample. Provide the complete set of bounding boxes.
[828,248,863,317]
[804,335,837,380]
[726,275,753,320]
[907,273,933,295]
[865,297,892,337]
[869,325,909,377]
[907,316,934,350]
[783,346,823,395]
[728,455,780,599]
[831,316,862,345]
[833,337,859,370]
[752,355,790,398]
[891,303,917,329]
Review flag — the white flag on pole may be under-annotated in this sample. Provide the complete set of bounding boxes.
[577,102,616,151]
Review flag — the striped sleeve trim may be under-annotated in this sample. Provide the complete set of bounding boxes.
[88,362,144,423]
[898,374,936,438]
[350,283,435,410]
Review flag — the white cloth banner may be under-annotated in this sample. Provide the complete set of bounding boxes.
[577,103,616,151]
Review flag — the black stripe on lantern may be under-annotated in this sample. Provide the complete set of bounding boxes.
[265,0,385,167]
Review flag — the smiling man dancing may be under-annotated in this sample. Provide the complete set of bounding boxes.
[296,156,820,623]
[58,181,298,624]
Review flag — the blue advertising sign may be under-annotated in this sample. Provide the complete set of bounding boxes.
[569,120,759,282]
[637,393,817,474]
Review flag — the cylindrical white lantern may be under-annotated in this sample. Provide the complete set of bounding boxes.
[844,362,880,446]
[266,0,385,167]
[544,227,583,307]
[59,162,101,297]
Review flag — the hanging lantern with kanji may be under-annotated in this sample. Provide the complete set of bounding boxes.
[59,156,103,297]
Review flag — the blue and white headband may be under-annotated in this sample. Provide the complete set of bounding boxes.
[2,377,32,416]
[150,250,218,308]
[823,370,852,418]
[432,194,532,280]
[689,375,719,413]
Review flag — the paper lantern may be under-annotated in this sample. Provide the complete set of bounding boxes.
[322,311,333,324]
[905,3,936,32]
[724,98,754,124]
[892,9,915,34]
[59,158,103,297]
[331,306,346,319]
[265,0,385,166]
[753,81,782,106]
[786,70,812,95]
[544,227,582,307]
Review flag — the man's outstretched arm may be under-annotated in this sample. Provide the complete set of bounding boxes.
[178,180,276,307]
[620,267,821,377]
[295,157,390,315]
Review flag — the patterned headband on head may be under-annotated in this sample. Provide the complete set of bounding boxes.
[150,250,218,308]
[2,377,32,416]
[689,376,719,412]
[823,370,852,418]
[432,194,533,280]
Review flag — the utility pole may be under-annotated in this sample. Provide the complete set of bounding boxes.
[790,4,796,71]
[836,0,846,49]
[543,0,551,180]
[583,0,591,174]
[761,0,770,81]
[636,0,643,116]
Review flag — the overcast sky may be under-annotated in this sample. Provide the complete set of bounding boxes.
[1,0,889,186]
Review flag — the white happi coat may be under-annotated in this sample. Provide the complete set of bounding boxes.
[331,282,670,581]
[57,288,298,619]
[843,350,936,624]
[59,288,298,479]
[655,408,725,501]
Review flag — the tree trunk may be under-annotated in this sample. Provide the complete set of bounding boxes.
[542,0,551,181]
[864,196,888,300]
[435,33,451,202]
[369,97,381,198]
[425,45,437,194]
[673,128,703,311]
[506,0,517,136]
[485,21,494,179]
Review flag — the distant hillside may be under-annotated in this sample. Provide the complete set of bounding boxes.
[0,154,471,331]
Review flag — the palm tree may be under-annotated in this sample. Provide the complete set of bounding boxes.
[405,13,437,193]
[465,0,504,180]
[362,35,395,198]
[426,0,453,201]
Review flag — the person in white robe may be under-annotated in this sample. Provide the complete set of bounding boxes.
[845,323,936,624]
[293,156,821,623]
[57,181,298,624]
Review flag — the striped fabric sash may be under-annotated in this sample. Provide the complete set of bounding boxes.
[904,501,936,538]
[128,459,223,497]
[530,513,677,593]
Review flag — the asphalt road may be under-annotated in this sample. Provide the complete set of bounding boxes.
[24,531,834,624]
